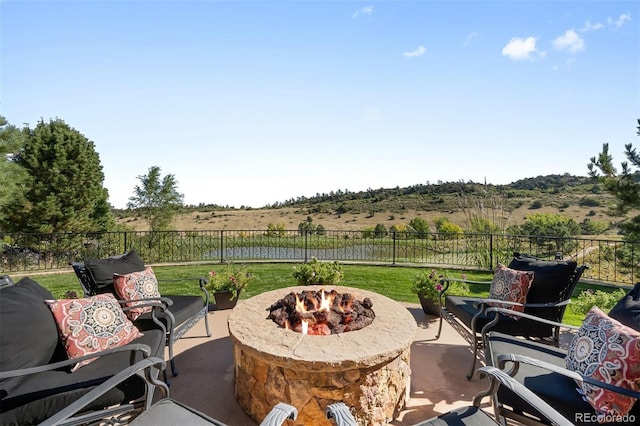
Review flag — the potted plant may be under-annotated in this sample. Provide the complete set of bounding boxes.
[206,264,253,310]
[412,269,445,315]
[412,270,470,315]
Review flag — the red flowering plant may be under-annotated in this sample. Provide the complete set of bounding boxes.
[412,269,446,301]
[205,264,253,299]
[411,269,469,301]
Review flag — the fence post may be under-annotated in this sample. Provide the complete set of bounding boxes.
[489,234,494,269]
[220,230,224,263]
[392,231,396,265]
[304,230,309,262]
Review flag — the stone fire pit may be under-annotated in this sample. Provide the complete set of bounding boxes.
[227,286,417,425]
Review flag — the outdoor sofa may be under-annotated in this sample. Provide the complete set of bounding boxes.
[0,276,166,425]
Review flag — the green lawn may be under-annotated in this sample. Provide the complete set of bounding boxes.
[16,263,627,326]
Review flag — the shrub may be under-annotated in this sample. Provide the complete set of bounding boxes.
[571,288,627,315]
[292,258,343,285]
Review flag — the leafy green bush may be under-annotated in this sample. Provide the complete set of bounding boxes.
[292,258,343,285]
[571,288,627,315]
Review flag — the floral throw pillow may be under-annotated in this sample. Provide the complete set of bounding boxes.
[565,306,640,418]
[113,266,161,321]
[46,294,143,371]
[487,263,534,319]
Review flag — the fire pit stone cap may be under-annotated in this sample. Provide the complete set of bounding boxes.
[227,286,417,370]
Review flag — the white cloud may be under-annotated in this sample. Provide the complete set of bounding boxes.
[552,30,585,53]
[580,20,604,32]
[608,14,631,30]
[463,32,479,46]
[352,6,373,19]
[402,45,426,58]
[501,36,540,60]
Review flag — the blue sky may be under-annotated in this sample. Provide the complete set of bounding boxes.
[2,1,638,209]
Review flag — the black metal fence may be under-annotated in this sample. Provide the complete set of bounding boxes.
[1,229,637,285]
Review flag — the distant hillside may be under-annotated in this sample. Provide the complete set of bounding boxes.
[116,174,626,233]
[252,174,603,215]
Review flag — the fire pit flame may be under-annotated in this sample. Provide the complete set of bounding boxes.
[267,289,374,335]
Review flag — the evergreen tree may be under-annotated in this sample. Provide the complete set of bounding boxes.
[0,118,114,233]
[0,117,28,228]
[127,166,184,231]
[588,119,640,239]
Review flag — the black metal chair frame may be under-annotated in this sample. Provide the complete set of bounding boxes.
[42,357,298,426]
[436,261,587,379]
[482,306,640,426]
[70,260,211,377]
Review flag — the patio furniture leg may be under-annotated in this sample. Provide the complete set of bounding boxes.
[467,314,481,380]
[169,342,178,377]
[204,313,212,337]
[435,309,444,339]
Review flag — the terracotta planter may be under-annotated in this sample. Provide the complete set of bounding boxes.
[214,290,239,310]
[418,293,440,316]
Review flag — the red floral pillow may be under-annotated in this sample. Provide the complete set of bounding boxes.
[487,263,534,319]
[113,266,161,321]
[566,306,640,418]
[46,294,143,371]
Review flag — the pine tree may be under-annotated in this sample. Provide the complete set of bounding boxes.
[127,166,184,231]
[0,118,115,233]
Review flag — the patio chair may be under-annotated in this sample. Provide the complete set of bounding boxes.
[70,249,211,377]
[324,366,574,426]
[436,252,587,379]
[482,283,640,425]
[42,357,298,426]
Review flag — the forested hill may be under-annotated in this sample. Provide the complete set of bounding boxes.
[188,174,602,214]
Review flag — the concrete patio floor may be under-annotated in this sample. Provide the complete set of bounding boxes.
[163,302,493,425]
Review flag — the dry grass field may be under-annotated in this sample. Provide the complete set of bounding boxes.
[119,203,622,234]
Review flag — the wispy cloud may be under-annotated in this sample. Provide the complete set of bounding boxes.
[463,32,480,46]
[501,37,543,61]
[352,6,373,19]
[580,20,604,33]
[608,13,631,30]
[552,30,585,53]
[402,45,426,58]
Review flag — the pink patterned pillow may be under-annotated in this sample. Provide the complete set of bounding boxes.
[113,266,161,321]
[566,306,640,418]
[487,263,534,318]
[46,294,143,371]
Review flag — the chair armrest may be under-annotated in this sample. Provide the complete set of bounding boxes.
[481,306,580,338]
[495,353,640,400]
[439,278,492,306]
[258,402,298,426]
[474,366,574,426]
[39,356,168,426]
[440,277,491,295]
[325,402,357,426]
[0,344,152,380]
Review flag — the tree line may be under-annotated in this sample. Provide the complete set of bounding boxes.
[0,117,182,234]
[2,115,639,249]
